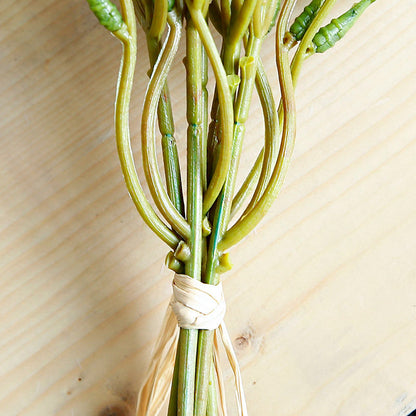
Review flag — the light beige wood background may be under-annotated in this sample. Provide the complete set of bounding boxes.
[1,1,416,415]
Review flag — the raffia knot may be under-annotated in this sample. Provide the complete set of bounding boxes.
[170,273,226,330]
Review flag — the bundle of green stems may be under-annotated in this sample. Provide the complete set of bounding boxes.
[87,0,377,413]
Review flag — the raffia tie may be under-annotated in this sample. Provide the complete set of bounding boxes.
[136,273,248,416]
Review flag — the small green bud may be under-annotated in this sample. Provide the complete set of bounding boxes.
[87,0,124,32]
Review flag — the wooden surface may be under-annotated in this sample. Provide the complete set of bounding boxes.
[1,1,416,415]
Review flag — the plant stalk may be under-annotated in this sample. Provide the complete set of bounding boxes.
[172,13,205,416]
[146,35,185,215]
[194,35,262,416]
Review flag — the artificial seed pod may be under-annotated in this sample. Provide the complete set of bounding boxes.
[311,0,377,53]
[289,0,324,41]
[86,0,124,32]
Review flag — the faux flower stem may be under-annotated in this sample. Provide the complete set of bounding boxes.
[185,0,235,215]
[113,0,179,249]
[201,39,209,192]
[86,0,379,414]
[240,58,278,217]
[194,36,262,416]
[231,0,340,225]
[230,58,276,218]
[218,0,297,252]
[146,35,185,215]
[206,362,218,416]
[234,0,337,222]
[141,12,191,240]
[291,0,338,84]
[149,0,168,40]
[206,0,258,184]
[167,347,180,416]
[223,0,258,73]
[174,14,205,416]
[231,148,263,217]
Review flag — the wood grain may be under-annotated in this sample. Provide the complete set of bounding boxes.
[1,1,415,415]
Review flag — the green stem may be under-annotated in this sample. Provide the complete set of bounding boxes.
[174,14,205,416]
[201,35,209,192]
[149,0,168,39]
[141,12,191,240]
[167,346,180,416]
[230,147,263,217]
[177,329,198,416]
[206,361,218,416]
[146,36,185,214]
[194,35,261,416]
[114,1,179,249]
[185,1,234,215]
[291,0,338,84]
[224,0,258,73]
[206,0,256,205]
[240,58,278,217]
[219,0,297,252]
[228,0,339,241]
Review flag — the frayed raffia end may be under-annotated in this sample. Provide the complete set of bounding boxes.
[136,273,248,416]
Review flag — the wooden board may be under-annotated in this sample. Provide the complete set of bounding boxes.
[1,1,416,415]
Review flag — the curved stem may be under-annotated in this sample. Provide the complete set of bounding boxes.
[173,14,205,416]
[291,0,338,85]
[221,0,231,28]
[206,361,218,416]
[231,0,337,223]
[219,0,297,252]
[201,40,209,192]
[149,0,168,39]
[185,2,234,215]
[194,35,261,416]
[223,0,258,71]
[142,12,191,240]
[114,1,179,249]
[206,0,257,216]
[146,36,185,215]
[230,147,263,217]
[262,0,281,35]
[239,58,278,218]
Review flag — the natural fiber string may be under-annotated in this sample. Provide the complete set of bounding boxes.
[136,273,248,416]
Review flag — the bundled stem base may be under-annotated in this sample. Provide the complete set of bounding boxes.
[137,274,246,416]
